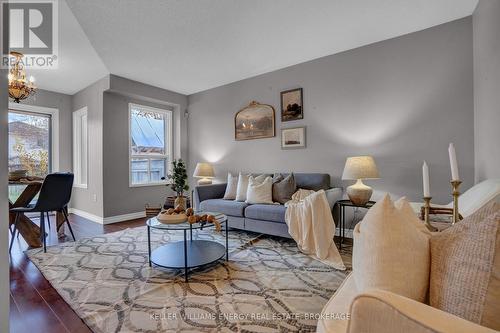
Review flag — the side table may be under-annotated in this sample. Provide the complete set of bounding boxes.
[336,199,376,250]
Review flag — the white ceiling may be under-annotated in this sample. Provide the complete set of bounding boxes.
[30,0,108,95]
[37,0,478,95]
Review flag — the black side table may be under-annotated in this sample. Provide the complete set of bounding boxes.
[336,199,376,250]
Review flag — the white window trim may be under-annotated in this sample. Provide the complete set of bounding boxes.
[73,107,88,188]
[128,103,173,187]
[8,102,60,172]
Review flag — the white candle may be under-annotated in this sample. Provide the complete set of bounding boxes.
[448,143,459,181]
[422,161,430,197]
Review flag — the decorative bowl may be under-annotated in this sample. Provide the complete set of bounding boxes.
[157,213,187,224]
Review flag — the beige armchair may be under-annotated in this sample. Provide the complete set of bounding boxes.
[316,273,497,333]
[411,179,500,222]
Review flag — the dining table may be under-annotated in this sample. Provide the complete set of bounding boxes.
[8,176,66,248]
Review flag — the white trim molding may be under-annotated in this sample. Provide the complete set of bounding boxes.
[72,107,88,188]
[68,208,146,225]
[8,102,60,172]
[128,103,173,187]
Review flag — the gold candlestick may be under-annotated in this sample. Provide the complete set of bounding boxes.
[423,197,437,232]
[451,180,462,224]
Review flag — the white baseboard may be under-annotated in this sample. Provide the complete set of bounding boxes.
[68,208,103,223]
[103,211,146,224]
[68,208,145,225]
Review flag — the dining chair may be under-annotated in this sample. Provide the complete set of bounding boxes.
[9,173,75,253]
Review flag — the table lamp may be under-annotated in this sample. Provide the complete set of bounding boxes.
[342,156,379,205]
[193,162,215,185]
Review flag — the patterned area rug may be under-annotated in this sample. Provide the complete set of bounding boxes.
[27,226,351,332]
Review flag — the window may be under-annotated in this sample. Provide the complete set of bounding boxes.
[129,103,172,186]
[8,109,52,202]
[73,107,88,188]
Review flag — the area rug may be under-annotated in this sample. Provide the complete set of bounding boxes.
[26,226,351,332]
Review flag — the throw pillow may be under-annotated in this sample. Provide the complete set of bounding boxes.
[223,173,238,200]
[430,202,500,330]
[272,173,297,204]
[246,176,274,204]
[353,195,430,302]
[394,197,432,236]
[235,173,266,202]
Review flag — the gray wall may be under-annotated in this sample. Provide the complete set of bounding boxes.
[30,74,189,219]
[473,0,500,182]
[103,76,188,217]
[22,89,73,172]
[0,63,9,333]
[188,18,474,203]
[71,76,110,217]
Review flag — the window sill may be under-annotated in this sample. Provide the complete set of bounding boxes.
[129,182,169,188]
[73,184,88,189]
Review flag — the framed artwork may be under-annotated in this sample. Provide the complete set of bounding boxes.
[281,88,303,121]
[235,101,275,141]
[281,126,306,149]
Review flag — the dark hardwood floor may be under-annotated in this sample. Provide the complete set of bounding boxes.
[9,214,147,333]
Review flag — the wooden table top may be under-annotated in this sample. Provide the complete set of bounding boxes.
[8,176,44,185]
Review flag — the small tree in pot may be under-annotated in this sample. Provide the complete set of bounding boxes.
[162,159,189,210]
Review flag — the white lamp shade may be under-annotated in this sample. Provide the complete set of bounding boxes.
[342,156,380,180]
[193,162,215,178]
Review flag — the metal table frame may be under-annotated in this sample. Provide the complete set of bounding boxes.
[147,213,228,282]
[336,199,376,250]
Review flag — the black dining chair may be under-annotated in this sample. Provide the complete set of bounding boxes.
[9,173,75,253]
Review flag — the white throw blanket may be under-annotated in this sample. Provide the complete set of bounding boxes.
[285,189,346,270]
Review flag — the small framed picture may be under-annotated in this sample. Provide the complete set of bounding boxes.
[281,88,303,121]
[281,127,306,149]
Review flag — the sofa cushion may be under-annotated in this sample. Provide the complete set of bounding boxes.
[245,204,286,223]
[430,201,500,330]
[199,199,249,217]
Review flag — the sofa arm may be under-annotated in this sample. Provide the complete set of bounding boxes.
[325,187,343,210]
[347,290,496,333]
[194,183,227,209]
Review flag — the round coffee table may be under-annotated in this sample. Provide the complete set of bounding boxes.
[146,212,228,282]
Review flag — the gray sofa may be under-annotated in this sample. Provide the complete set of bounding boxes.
[194,173,343,238]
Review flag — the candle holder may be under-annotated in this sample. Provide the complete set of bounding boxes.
[423,197,438,232]
[451,180,462,224]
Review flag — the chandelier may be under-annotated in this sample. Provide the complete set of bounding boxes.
[8,52,37,103]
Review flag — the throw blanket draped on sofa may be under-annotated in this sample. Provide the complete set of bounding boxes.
[285,189,346,270]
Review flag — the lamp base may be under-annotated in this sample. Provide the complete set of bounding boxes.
[346,179,373,206]
[197,178,213,185]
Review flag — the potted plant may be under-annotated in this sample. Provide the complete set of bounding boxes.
[162,159,189,210]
